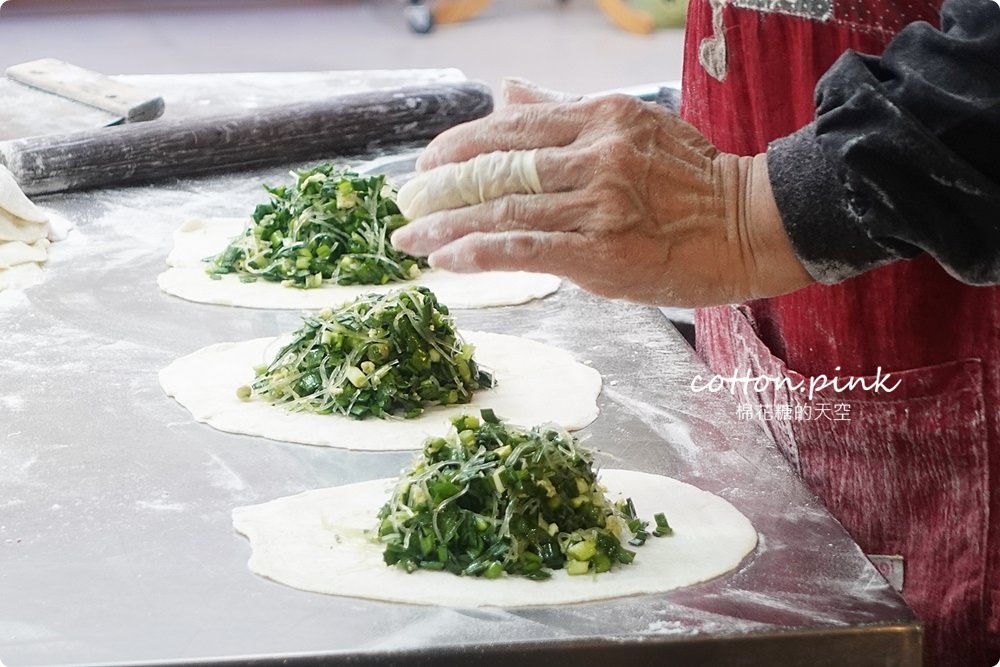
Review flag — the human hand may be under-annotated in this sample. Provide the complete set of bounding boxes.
[391,79,813,307]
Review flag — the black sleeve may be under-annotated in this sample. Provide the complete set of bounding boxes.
[766,0,1000,284]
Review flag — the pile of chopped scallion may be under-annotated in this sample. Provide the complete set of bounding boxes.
[376,410,671,579]
[238,286,493,419]
[207,164,426,288]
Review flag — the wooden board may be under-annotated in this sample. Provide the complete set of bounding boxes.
[0,59,166,141]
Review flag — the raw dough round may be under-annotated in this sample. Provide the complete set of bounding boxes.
[232,469,758,607]
[159,331,602,451]
[0,210,48,243]
[157,217,560,309]
[0,165,47,223]
[0,166,69,292]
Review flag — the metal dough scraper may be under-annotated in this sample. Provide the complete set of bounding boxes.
[0,58,164,141]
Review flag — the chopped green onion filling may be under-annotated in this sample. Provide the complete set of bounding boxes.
[653,511,674,537]
[207,164,426,288]
[376,410,659,579]
[241,286,493,419]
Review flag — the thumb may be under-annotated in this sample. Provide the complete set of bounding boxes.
[501,77,582,105]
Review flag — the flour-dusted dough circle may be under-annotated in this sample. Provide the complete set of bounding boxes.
[156,217,560,309]
[0,238,49,269]
[232,469,758,607]
[159,331,602,451]
[0,165,47,223]
[0,168,63,292]
[0,210,48,243]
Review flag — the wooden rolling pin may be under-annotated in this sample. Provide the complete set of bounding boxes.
[0,81,493,195]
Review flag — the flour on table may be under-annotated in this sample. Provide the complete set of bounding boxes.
[157,217,560,309]
[232,469,758,606]
[0,263,44,291]
[159,330,602,451]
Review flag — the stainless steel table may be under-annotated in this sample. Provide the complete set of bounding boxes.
[0,72,920,667]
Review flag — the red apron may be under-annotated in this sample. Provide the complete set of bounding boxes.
[682,1,1000,664]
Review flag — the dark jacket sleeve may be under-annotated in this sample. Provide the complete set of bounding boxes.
[766,0,1000,284]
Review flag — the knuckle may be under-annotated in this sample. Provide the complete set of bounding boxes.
[495,196,522,228]
[465,234,495,270]
[603,93,639,114]
[589,130,638,168]
[471,231,543,271]
[416,145,440,170]
[508,233,538,256]
[602,192,632,222]
[603,139,635,166]
[588,94,642,126]
[501,106,538,137]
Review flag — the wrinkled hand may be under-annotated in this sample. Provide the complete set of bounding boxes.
[391,79,813,307]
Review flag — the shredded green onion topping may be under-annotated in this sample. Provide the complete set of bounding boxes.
[207,164,426,288]
[240,286,493,420]
[377,410,667,579]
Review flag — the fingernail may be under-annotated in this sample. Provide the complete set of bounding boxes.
[395,177,422,221]
[390,228,412,251]
[501,77,534,93]
[427,247,455,270]
[415,148,436,172]
[501,78,536,105]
